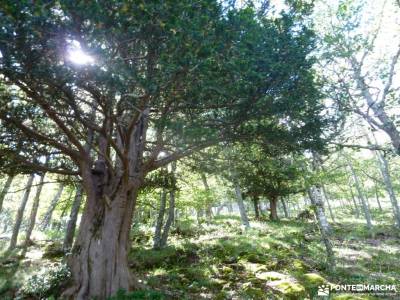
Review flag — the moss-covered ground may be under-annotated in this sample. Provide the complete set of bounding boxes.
[0,208,399,299]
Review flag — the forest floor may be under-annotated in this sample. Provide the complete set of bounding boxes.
[0,208,399,299]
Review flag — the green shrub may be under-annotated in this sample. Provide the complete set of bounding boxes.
[18,263,70,299]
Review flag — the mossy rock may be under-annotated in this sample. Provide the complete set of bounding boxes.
[239,260,267,274]
[290,259,310,272]
[247,276,264,286]
[206,279,226,291]
[221,266,234,275]
[301,273,326,286]
[214,290,229,300]
[222,282,232,291]
[267,279,306,300]
[300,273,327,297]
[256,271,287,281]
[229,263,245,271]
[241,286,267,299]
[222,256,237,264]
[42,242,64,259]
[244,253,265,263]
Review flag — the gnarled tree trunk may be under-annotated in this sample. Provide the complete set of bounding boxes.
[66,173,141,300]
[9,174,35,250]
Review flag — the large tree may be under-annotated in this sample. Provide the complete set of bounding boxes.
[236,146,304,221]
[0,1,326,298]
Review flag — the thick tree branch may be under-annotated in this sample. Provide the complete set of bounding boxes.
[4,152,79,176]
[330,141,392,152]
[381,43,400,102]
[0,113,81,159]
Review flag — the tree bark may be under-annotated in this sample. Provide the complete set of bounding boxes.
[252,196,260,219]
[66,173,141,300]
[0,175,14,215]
[9,174,35,251]
[234,183,250,228]
[269,196,279,221]
[160,190,175,248]
[281,197,289,218]
[41,183,64,229]
[63,184,84,251]
[153,189,167,249]
[376,151,400,227]
[308,186,335,268]
[23,173,46,249]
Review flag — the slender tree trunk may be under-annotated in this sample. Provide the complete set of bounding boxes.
[308,186,335,268]
[196,209,201,223]
[227,202,233,213]
[347,159,372,231]
[269,196,279,221]
[349,184,360,218]
[234,183,250,228]
[174,208,179,226]
[41,183,64,229]
[153,189,167,249]
[63,185,84,251]
[160,190,175,248]
[9,174,35,251]
[321,186,335,222]
[0,174,14,214]
[281,197,289,218]
[374,182,383,211]
[201,173,213,220]
[23,173,46,249]
[252,196,260,219]
[56,204,69,231]
[376,152,400,227]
